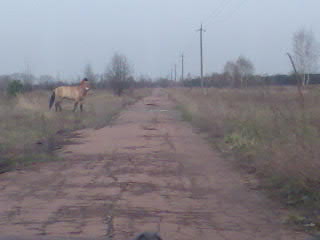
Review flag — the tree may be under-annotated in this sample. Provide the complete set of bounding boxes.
[293,28,319,86]
[105,53,133,96]
[0,75,11,91]
[236,56,255,88]
[224,61,240,87]
[7,80,23,96]
[10,72,35,91]
[223,56,255,88]
[38,75,55,89]
[22,61,34,91]
[136,75,153,88]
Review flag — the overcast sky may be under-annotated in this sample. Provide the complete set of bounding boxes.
[0,0,318,80]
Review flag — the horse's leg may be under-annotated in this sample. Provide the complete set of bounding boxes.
[59,102,62,112]
[73,101,78,112]
[55,102,59,112]
[80,102,83,112]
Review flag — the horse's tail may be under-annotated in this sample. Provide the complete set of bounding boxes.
[49,91,55,110]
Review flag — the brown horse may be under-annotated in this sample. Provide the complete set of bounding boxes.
[49,78,90,112]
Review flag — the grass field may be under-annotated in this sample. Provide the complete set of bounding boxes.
[169,86,320,228]
[0,88,151,173]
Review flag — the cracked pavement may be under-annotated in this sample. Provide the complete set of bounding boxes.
[0,89,308,240]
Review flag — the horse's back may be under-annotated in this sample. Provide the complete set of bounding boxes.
[55,86,79,100]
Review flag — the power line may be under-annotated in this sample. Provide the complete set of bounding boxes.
[180,1,233,61]
[180,0,247,70]
[203,0,229,21]
[203,0,235,24]
[181,0,232,52]
[175,0,251,80]
[210,0,251,25]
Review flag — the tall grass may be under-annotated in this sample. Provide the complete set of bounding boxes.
[170,87,320,212]
[0,88,151,173]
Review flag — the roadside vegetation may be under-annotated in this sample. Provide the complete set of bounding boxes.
[0,51,153,174]
[169,86,320,230]
[168,28,320,230]
[0,88,151,174]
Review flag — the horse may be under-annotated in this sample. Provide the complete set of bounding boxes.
[49,78,90,112]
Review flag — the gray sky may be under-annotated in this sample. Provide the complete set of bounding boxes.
[0,0,319,80]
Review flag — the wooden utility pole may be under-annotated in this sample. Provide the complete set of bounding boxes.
[197,24,206,94]
[181,54,184,82]
[174,64,177,82]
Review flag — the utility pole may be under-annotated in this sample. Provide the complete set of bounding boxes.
[174,64,177,82]
[181,54,184,82]
[197,24,206,94]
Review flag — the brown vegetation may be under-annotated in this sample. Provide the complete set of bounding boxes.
[0,88,151,173]
[170,86,320,229]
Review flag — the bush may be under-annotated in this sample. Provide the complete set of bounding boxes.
[105,53,133,96]
[7,80,23,96]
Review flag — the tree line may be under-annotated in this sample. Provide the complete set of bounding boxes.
[0,53,157,97]
[0,28,319,95]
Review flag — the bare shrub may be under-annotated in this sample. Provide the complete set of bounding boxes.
[105,53,133,96]
[223,56,255,88]
[293,28,320,86]
[170,86,320,209]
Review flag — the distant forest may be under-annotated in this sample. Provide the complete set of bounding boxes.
[180,73,320,88]
[1,72,320,94]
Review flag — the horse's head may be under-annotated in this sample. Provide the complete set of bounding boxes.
[80,78,90,92]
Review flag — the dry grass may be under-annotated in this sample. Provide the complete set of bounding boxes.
[0,88,151,173]
[169,86,320,218]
